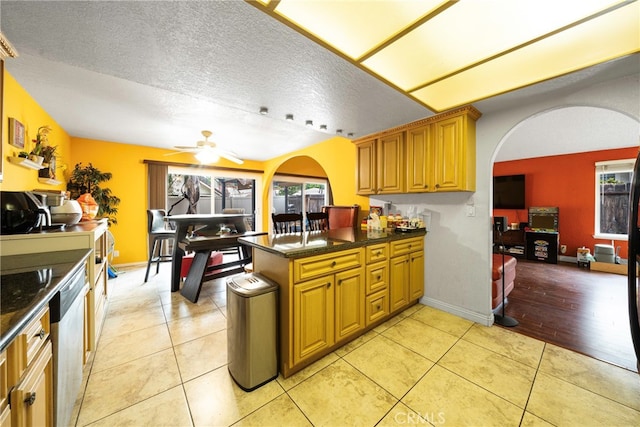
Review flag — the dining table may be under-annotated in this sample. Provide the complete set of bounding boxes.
[166,213,266,302]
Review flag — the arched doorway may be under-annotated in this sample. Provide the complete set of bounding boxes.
[490,105,639,370]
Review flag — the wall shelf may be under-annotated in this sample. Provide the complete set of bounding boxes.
[37,177,62,185]
[7,156,45,170]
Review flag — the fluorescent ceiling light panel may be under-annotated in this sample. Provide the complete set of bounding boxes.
[411,3,640,111]
[363,0,628,90]
[250,0,639,112]
[274,0,446,59]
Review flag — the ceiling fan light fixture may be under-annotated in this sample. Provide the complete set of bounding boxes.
[305,120,313,127]
[259,106,269,115]
[320,124,327,130]
[285,114,294,121]
[195,148,220,164]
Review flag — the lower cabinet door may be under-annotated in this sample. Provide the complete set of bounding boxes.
[389,254,410,311]
[409,251,425,300]
[335,268,365,342]
[11,342,53,427]
[293,276,335,365]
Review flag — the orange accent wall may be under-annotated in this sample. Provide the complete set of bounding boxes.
[493,147,638,260]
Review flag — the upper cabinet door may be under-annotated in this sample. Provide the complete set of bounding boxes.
[407,125,432,193]
[355,139,376,195]
[433,114,475,192]
[376,132,404,194]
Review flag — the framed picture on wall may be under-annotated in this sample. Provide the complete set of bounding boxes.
[8,117,25,149]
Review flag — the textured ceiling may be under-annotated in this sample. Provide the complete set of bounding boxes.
[1,1,639,164]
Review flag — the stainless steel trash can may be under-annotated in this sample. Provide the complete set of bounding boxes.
[227,272,278,391]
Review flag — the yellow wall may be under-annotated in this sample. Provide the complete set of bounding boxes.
[260,138,369,231]
[70,137,264,264]
[1,71,71,191]
[3,70,366,265]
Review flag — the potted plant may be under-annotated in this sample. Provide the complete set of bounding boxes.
[67,163,120,226]
[30,125,54,165]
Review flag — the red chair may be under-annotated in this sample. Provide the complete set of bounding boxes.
[322,205,360,229]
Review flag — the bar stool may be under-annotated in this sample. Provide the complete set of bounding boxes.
[144,209,176,282]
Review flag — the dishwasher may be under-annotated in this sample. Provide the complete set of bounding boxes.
[50,264,88,427]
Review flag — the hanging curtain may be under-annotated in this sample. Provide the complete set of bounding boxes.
[148,162,168,210]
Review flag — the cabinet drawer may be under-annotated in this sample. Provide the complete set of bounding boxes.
[366,290,389,326]
[365,243,387,264]
[390,237,424,257]
[365,261,388,295]
[293,248,362,283]
[7,306,50,385]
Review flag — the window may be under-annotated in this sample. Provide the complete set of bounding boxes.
[272,176,329,231]
[167,166,262,231]
[595,159,634,240]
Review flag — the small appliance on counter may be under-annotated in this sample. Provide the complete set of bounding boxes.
[50,200,83,226]
[0,191,51,234]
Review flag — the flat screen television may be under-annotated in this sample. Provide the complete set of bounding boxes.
[493,174,525,209]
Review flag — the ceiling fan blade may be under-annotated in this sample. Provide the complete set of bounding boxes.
[218,151,244,164]
[173,145,201,151]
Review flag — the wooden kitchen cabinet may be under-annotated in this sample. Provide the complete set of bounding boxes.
[334,268,365,342]
[365,243,389,325]
[1,350,10,427]
[0,220,110,357]
[293,276,335,365]
[9,342,52,427]
[4,307,53,427]
[354,105,481,195]
[406,124,433,192]
[355,132,404,195]
[432,111,476,192]
[389,237,424,313]
[249,232,424,378]
[292,248,364,365]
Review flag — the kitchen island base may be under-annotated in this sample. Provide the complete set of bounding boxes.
[242,229,425,378]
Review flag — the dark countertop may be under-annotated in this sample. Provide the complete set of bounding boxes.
[0,248,92,351]
[239,227,427,258]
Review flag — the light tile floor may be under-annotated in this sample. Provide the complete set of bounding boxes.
[73,263,640,426]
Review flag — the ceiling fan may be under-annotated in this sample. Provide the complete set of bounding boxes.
[167,130,244,164]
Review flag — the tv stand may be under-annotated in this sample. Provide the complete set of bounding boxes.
[493,228,526,258]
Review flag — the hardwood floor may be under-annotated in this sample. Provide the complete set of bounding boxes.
[499,258,638,372]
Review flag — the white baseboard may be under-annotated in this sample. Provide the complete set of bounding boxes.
[420,296,494,326]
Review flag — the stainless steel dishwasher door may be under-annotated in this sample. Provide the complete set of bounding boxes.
[50,266,88,427]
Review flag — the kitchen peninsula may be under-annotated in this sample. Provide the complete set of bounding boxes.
[239,227,426,377]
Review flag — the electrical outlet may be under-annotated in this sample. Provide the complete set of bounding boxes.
[113,250,120,257]
[466,206,476,217]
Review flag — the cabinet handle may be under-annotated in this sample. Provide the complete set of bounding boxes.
[24,392,36,406]
[376,304,381,310]
[331,261,337,267]
[377,275,381,280]
[338,279,342,285]
[435,184,440,188]
[37,329,46,340]
[327,282,331,288]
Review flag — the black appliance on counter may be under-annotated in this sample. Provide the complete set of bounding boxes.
[0,191,51,234]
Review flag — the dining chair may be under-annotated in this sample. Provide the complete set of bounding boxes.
[272,213,302,234]
[307,211,329,231]
[144,209,176,282]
